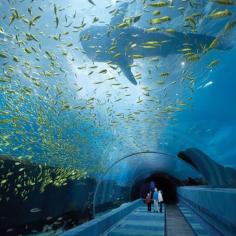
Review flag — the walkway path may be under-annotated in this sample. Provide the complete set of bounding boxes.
[165,204,195,236]
[105,205,164,236]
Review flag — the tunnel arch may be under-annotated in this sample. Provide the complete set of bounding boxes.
[130,171,182,203]
[93,150,201,217]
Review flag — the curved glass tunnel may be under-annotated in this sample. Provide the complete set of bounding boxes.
[94,151,202,215]
[0,0,236,235]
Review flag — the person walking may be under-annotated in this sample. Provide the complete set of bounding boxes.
[158,190,164,213]
[145,192,152,212]
[153,188,159,213]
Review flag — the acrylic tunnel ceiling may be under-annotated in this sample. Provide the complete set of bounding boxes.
[97,152,200,186]
[1,0,236,184]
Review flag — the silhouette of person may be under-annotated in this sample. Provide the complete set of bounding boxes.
[153,188,159,213]
[145,192,152,212]
[158,190,164,213]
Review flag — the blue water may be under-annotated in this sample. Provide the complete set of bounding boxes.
[0,0,236,234]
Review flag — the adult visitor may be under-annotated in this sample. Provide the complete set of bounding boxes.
[158,190,164,213]
[153,188,159,213]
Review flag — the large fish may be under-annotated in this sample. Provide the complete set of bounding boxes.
[80,3,233,85]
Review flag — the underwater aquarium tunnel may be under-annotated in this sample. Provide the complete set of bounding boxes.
[131,172,181,203]
[93,150,200,211]
[1,0,236,235]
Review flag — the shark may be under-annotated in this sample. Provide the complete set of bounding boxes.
[80,3,233,85]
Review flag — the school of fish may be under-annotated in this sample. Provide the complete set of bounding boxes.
[0,0,235,215]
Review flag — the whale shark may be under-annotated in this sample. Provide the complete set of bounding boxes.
[80,3,233,85]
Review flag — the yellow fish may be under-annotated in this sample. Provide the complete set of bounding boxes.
[209,9,232,19]
[150,16,171,24]
[148,2,169,7]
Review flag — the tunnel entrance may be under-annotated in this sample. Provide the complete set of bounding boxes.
[130,173,181,204]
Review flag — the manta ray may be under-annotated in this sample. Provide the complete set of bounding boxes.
[80,3,233,85]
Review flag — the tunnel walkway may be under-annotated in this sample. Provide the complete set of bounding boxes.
[61,196,231,236]
[165,204,195,236]
[102,203,214,236]
[104,205,165,236]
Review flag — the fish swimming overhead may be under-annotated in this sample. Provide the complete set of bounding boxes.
[80,3,233,85]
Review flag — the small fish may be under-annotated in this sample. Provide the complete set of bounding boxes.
[209,9,232,19]
[55,16,59,28]
[27,16,41,28]
[136,97,143,103]
[53,34,61,40]
[186,54,200,62]
[129,43,137,49]
[62,104,70,110]
[152,10,161,15]
[177,101,187,106]
[208,59,219,68]
[53,4,57,15]
[148,2,169,7]
[92,17,99,23]
[99,69,107,74]
[1,179,7,184]
[185,17,197,31]
[24,48,32,54]
[93,81,103,84]
[132,15,142,23]
[0,51,8,58]
[141,45,156,49]
[208,38,219,50]
[109,45,117,51]
[107,77,116,80]
[145,27,159,33]
[165,28,176,33]
[143,41,160,46]
[9,9,21,25]
[30,208,41,213]
[211,0,236,5]
[178,7,185,13]
[156,80,165,85]
[150,16,171,24]
[150,57,160,62]
[88,0,96,6]
[135,73,142,80]
[180,48,192,52]
[32,15,41,22]
[117,22,130,28]
[114,98,122,102]
[160,72,170,77]
[25,33,38,41]
[224,20,236,33]
[77,87,83,91]
[131,54,144,59]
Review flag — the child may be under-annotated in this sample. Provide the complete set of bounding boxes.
[145,192,152,212]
